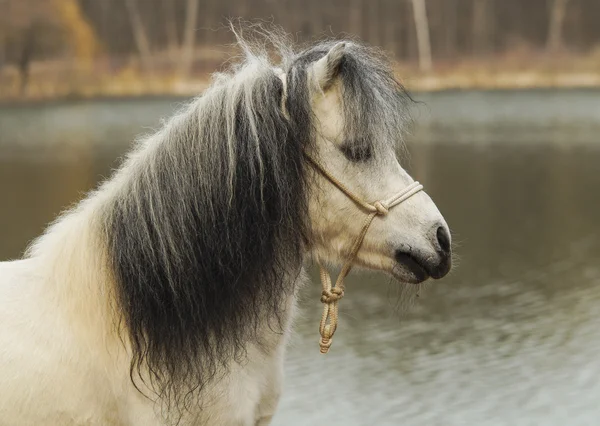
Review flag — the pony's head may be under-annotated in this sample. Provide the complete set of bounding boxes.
[287,41,451,283]
[97,35,451,415]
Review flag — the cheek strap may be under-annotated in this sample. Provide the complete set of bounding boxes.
[304,154,423,353]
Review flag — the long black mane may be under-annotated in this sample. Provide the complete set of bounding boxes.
[105,54,312,410]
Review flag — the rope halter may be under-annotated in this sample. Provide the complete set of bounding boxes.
[305,154,424,354]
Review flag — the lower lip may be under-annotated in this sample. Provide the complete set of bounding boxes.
[392,269,429,284]
[393,253,429,283]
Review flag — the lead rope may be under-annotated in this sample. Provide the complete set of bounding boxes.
[305,154,424,354]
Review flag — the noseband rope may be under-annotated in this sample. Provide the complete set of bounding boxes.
[305,154,423,354]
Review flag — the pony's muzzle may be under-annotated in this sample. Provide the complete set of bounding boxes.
[393,221,452,282]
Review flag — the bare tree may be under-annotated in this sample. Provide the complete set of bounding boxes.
[0,34,5,68]
[547,0,571,51]
[125,0,153,70]
[404,1,418,60]
[17,26,36,93]
[472,0,492,55]
[367,0,381,46]
[98,0,110,44]
[444,0,458,57]
[349,0,362,37]
[179,0,200,77]
[309,0,322,36]
[162,0,179,58]
[383,0,398,57]
[411,0,433,71]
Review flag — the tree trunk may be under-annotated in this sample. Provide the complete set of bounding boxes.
[472,0,491,55]
[368,0,380,46]
[179,0,200,78]
[0,34,5,69]
[349,0,362,37]
[201,0,217,46]
[383,0,398,58]
[162,0,179,59]
[405,1,417,61]
[547,0,570,51]
[125,0,153,71]
[411,0,433,72]
[18,27,36,95]
[99,0,110,45]
[444,0,458,58]
[309,0,322,37]
[237,0,248,20]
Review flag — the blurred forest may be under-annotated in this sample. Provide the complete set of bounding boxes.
[1,0,600,100]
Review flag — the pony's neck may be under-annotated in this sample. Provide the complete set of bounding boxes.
[24,187,120,341]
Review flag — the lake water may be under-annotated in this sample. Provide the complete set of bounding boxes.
[1,90,600,425]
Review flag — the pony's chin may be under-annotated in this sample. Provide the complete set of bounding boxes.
[387,251,430,284]
[350,255,430,285]
[389,261,430,284]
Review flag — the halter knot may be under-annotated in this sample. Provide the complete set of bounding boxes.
[319,337,333,353]
[320,287,344,304]
[373,201,389,216]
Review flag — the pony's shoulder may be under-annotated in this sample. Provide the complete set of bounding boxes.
[0,258,38,291]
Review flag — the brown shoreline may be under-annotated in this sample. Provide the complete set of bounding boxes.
[2,68,600,105]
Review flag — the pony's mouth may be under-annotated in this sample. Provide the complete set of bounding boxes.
[392,252,430,284]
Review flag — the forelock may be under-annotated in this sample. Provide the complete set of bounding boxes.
[285,41,413,160]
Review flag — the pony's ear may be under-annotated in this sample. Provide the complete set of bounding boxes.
[311,42,346,91]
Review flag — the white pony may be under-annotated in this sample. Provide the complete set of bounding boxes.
[0,38,451,425]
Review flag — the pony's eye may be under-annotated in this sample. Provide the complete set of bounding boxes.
[340,144,373,162]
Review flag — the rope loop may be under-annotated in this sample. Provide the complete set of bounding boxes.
[373,201,389,216]
[319,337,333,353]
[319,324,335,353]
[320,287,345,304]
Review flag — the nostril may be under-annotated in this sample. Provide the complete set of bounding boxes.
[436,226,451,253]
